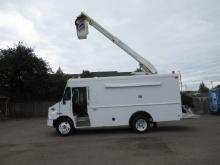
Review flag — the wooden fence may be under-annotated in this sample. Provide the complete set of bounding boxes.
[192,97,210,114]
[0,101,56,118]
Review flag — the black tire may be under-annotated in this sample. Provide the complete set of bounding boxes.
[56,118,74,136]
[131,115,149,133]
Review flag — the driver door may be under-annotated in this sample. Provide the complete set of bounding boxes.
[60,87,72,116]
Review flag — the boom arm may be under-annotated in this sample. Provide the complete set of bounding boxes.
[75,12,157,74]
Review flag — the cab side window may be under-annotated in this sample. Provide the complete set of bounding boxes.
[63,87,71,101]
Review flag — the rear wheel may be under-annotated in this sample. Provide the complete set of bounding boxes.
[131,115,149,133]
[56,118,74,136]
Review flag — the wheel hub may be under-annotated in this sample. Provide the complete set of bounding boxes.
[59,122,71,135]
[135,119,148,132]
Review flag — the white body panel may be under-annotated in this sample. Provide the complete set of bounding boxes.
[48,74,182,129]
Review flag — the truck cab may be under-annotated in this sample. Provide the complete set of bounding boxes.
[48,85,91,135]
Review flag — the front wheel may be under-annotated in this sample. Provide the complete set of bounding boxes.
[131,115,149,133]
[56,118,74,136]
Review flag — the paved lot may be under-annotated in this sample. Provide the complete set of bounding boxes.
[0,115,220,165]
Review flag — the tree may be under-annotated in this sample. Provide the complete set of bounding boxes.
[0,42,51,100]
[214,84,220,89]
[56,66,64,75]
[45,67,70,100]
[198,82,209,93]
[80,70,94,78]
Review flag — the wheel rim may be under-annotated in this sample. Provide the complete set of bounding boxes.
[135,119,148,132]
[58,122,71,135]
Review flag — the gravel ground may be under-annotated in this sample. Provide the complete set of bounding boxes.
[0,115,220,165]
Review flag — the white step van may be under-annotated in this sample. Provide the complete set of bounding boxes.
[47,74,182,136]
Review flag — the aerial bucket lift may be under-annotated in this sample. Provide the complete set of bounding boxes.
[75,12,157,74]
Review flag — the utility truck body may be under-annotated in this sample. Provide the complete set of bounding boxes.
[48,74,182,135]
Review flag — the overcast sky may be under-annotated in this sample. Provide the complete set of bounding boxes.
[0,0,219,90]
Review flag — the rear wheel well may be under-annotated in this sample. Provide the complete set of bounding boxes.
[129,111,153,127]
[53,116,74,128]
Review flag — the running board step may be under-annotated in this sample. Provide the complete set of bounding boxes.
[76,117,90,127]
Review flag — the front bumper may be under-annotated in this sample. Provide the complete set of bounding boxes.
[47,119,54,127]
